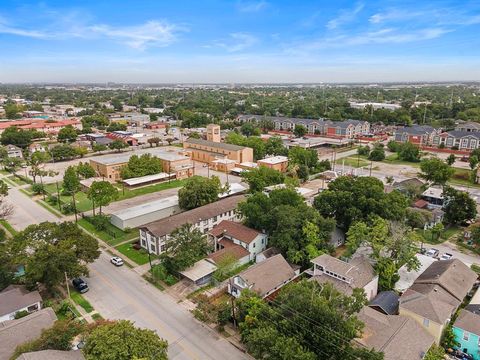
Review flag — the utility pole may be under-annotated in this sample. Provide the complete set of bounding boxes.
[231,296,237,328]
[369,161,373,176]
[72,193,78,222]
[56,181,61,211]
[65,271,71,299]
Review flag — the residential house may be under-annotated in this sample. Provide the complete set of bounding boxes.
[395,254,437,293]
[0,285,42,321]
[228,254,300,299]
[399,259,477,343]
[453,309,480,360]
[5,144,23,158]
[325,119,370,139]
[139,195,245,255]
[433,130,480,150]
[208,220,268,266]
[183,138,254,164]
[28,143,46,153]
[17,350,85,360]
[394,125,436,145]
[0,308,57,360]
[421,186,444,208]
[0,119,81,135]
[355,306,435,360]
[455,122,480,133]
[309,254,378,301]
[257,156,289,172]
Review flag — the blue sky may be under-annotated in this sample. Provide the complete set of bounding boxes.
[0,0,479,83]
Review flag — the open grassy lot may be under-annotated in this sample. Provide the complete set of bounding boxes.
[335,156,370,168]
[383,154,422,167]
[416,225,462,245]
[115,241,156,265]
[77,218,137,246]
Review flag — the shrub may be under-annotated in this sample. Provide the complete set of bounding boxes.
[62,202,75,215]
[14,310,29,319]
[357,145,370,156]
[387,140,400,152]
[47,195,58,205]
[88,215,110,231]
[31,183,45,195]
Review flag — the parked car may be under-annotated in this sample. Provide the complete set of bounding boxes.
[425,248,440,258]
[110,256,124,266]
[72,278,89,293]
[439,253,453,261]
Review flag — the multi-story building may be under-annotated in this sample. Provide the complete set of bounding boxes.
[257,156,289,172]
[394,125,436,145]
[455,122,480,133]
[139,195,245,255]
[89,148,194,181]
[183,138,254,164]
[0,119,82,135]
[433,131,480,150]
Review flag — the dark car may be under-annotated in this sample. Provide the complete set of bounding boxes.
[72,278,89,293]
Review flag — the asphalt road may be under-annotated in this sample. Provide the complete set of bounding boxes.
[83,251,250,360]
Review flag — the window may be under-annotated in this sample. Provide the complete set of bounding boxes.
[423,318,430,327]
[141,239,146,247]
[463,331,469,341]
[27,304,39,312]
[253,243,256,248]
[150,244,156,253]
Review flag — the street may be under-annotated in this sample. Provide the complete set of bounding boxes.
[83,251,250,360]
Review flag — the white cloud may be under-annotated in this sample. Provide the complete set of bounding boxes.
[236,1,268,13]
[90,21,183,49]
[216,32,258,52]
[327,2,364,30]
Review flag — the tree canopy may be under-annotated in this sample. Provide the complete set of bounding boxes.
[443,186,477,225]
[419,157,454,185]
[178,175,223,210]
[57,125,78,143]
[120,154,163,179]
[87,181,119,215]
[241,166,285,192]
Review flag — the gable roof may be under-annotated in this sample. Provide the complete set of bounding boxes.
[356,307,434,360]
[209,220,261,244]
[0,285,42,317]
[396,125,434,135]
[369,291,400,315]
[0,308,57,360]
[236,254,297,297]
[445,130,480,139]
[454,309,480,336]
[413,259,477,302]
[208,238,250,263]
[18,350,85,360]
[141,195,245,237]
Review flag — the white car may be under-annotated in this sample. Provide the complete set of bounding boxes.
[110,256,124,266]
[425,248,439,258]
[439,253,453,261]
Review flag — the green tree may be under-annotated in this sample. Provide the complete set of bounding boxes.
[83,320,168,360]
[397,142,421,162]
[0,229,14,291]
[265,136,288,156]
[50,144,78,161]
[76,162,96,179]
[162,224,210,272]
[293,124,307,137]
[419,157,454,185]
[375,257,400,291]
[241,166,285,192]
[63,166,80,195]
[57,125,78,143]
[178,175,223,210]
[446,154,456,166]
[28,151,52,183]
[120,154,163,179]
[13,222,99,289]
[288,146,318,170]
[106,122,127,132]
[387,140,400,152]
[443,186,477,225]
[109,139,128,152]
[357,145,370,156]
[240,122,261,136]
[0,127,35,148]
[87,181,119,215]
[368,144,385,161]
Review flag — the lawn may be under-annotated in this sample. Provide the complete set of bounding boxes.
[77,218,137,246]
[0,219,17,235]
[70,292,94,313]
[416,226,462,245]
[8,175,30,186]
[383,154,422,167]
[42,182,92,213]
[115,241,156,265]
[335,156,370,168]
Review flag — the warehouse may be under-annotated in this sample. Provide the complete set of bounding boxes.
[110,195,180,230]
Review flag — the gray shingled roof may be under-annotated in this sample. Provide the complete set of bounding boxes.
[445,130,480,139]
[0,285,42,317]
[396,125,434,135]
[454,309,480,336]
[18,350,85,360]
[369,291,400,315]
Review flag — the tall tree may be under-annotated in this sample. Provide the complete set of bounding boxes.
[76,162,96,179]
[443,186,477,225]
[109,140,128,152]
[87,181,119,215]
[28,151,51,183]
[57,125,78,143]
[419,157,454,185]
[120,154,163,179]
[293,124,307,137]
[241,166,285,192]
[83,320,168,360]
[178,175,223,210]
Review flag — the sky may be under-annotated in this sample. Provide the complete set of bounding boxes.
[0,0,479,83]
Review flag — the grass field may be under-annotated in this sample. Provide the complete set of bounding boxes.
[77,218,137,246]
[416,226,462,245]
[383,154,422,167]
[8,175,30,186]
[70,292,94,313]
[335,156,370,168]
[0,219,17,235]
[115,241,156,265]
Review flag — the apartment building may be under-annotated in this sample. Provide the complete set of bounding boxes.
[183,138,254,164]
[139,195,245,255]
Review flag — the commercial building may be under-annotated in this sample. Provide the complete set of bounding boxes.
[139,195,245,255]
[183,138,254,164]
[257,156,289,172]
[0,118,81,134]
[110,195,181,230]
[89,148,194,181]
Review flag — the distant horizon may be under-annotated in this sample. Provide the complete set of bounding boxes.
[1,1,479,83]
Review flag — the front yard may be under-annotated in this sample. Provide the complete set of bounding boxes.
[416,226,462,245]
[77,217,137,246]
[115,241,157,265]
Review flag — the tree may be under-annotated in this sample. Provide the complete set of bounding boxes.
[240,122,260,136]
[376,257,400,291]
[87,181,119,215]
[0,229,14,291]
[162,224,210,272]
[50,144,78,161]
[397,142,421,162]
[106,122,127,132]
[424,345,446,360]
[443,186,477,225]
[76,162,96,179]
[368,144,385,161]
[13,222,99,289]
[314,176,409,230]
[387,140,400,152]
[120,154,163,179]
[237,281,381,360]
[178,175,223,210]
[212,253,238,282]
[265,136,288,156]
[147,137,161,147]
[83,320,168,360]
[241,166,285,192]
[446,154,456,166]
[293,124,307,137]
[28,151,51,183]
[109,139,128,152]
[288,146,318,170]
[63,166,80,195]
[0,127,35,148]
[57,125,78,143]
[419,157,454,185]
[357,145,370,156]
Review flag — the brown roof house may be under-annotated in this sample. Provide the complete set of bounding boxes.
[399,259,477,344]
[355,306,435,360]
[0,307,57,360]
[228,254,300,300]
[17,350,85,360]
[208,220,268,266]
[0,285,42,322]
[309,254,378,301]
